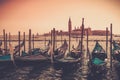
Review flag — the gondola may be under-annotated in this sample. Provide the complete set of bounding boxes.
[15,49,49,66]
[54,40,83,66]
[13,40,49,66]
[112,41,120,62]
[40,39,68,60]
[88,41,107,74]
[112,41,120,77]
[54,39,68,59]
[70,40,85,59]
[0,43,16,70]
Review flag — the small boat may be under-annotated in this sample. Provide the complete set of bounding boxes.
[112,41,120,62]
[0,43,16,70]
[112,41,120,79]
[70,40,85,59]
[88,41,107,74]
[54,40,83,66]
[0,42,13,63]
[40,39,68,60]
[54,39,68,59]
[15,54,48,62]
[14,38,49,61]
[15,49,49,64]
[15,52,49,66]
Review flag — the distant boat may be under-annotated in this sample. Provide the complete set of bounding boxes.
[88,41,107,74]
[114,35,120,37]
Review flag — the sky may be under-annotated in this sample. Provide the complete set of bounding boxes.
[0,0,120,35]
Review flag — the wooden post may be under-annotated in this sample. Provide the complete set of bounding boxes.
[68,18,72,53]
[68,17,71,54]
[3,29,5,52]
[69,29,71,53]
[9,32,11,44]
[5,33,8,54]
[18,31,20,56]
[53,28,55,51]
[50,28,55,63]
[87,29,89,59]
[32,34,34,49]
[55,31,57,48]
[81,18,84,53]
[60,30,63,44]
[23,32,26,52]
[106,27,108,55]
[110,24,112,71]
[51,30,53,45]
[29,29,32,54]
[44,34,46,47]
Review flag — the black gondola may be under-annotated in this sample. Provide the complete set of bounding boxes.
[88,41,107,74]
[112,41,120,62]
[54,40,83,66]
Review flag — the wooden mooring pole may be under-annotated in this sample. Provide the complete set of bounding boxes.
[50,28,56,63]
[3,29,6,53]
[44,33,46,47]
[29,29,32,54]
[68,18,71,53]
[81,18,84,53]
[86,29,90,60]
[5,33,8,54]
[9,32,11,45]
[55,30,57,48]
[18,31,20,56]
[53,28,55,52]
[23,32,26,52]
[110,24,113,72]
[106,27,108,55]
[60,30,63,44]
[51,30,53,45]
[32,34,34,49]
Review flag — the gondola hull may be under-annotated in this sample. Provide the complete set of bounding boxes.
[0,55,14,70]
[15,54,49,66]
[88,60,107,73]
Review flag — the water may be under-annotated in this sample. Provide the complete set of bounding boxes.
[0,57,111,80]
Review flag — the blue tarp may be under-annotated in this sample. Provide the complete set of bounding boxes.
[0,55,11,61]
[92,58,105,65]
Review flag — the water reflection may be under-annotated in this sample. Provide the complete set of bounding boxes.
[0,61,113,80]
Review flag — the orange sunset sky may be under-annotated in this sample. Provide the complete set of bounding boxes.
[0,0,120,35]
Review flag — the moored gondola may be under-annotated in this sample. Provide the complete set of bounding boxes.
[54,40,83,67]
[88,41,107,74]
[112,41,120,62]
[112,41,120,78]
[15,48,49,66]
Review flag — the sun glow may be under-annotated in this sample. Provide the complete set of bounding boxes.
[0,0,120,35]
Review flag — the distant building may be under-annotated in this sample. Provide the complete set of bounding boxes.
[92,30,110,36]
[43,18,110,36]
